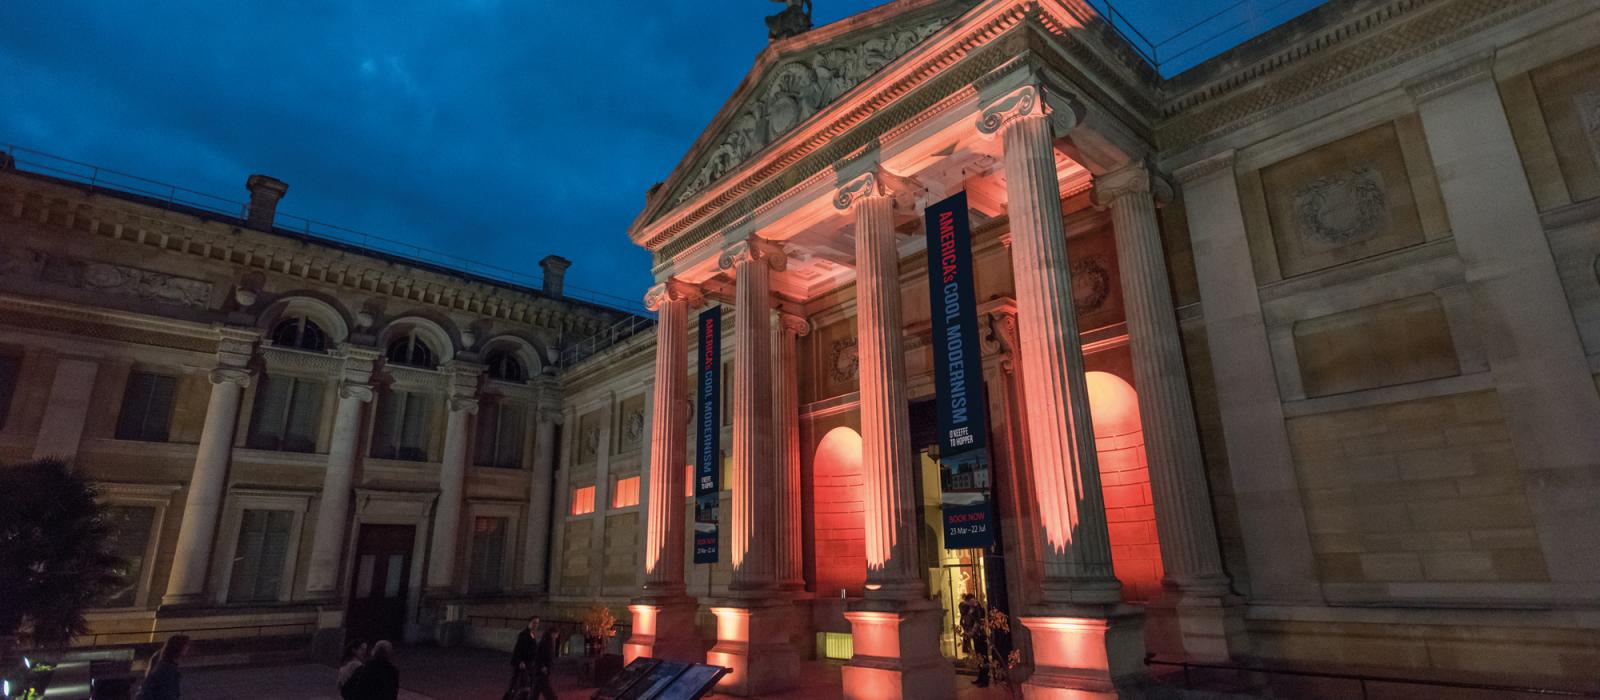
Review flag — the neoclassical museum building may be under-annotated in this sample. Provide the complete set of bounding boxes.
[5,0,1600,697]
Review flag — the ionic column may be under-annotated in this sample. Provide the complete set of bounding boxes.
[1097,165,1241,660]
[720,238,784,592]
[774,312,809,591]
[980,82,1141,696]
[627,279,704,664]
[163,331,257,606]
[522,409,559,592]
[706,239,798,696]
[426,364,479,592]
[305,350,378,598]
[836,168,955,700]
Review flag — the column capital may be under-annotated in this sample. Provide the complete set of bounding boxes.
[208,366,253,388]
[337,381,375,403]
[977,83,1049,137]
[832,167,920,212]
[778,312,811,337]
[1092,163,1173,208]
[644,278,703,311]
[718,236,787,273]
[448,395,480,414]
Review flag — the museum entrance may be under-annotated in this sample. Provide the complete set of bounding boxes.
[345,524,415,644]
[910,399,1006,672]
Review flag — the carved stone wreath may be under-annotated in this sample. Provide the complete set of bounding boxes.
[675,18,951,203]
[829,337,859,383]
[1071,256,1112,315]
[1579,91,1600,171]
[1293,166,1388,246]
[624,410,646,444]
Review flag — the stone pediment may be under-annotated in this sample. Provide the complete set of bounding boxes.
[651,0,971,218]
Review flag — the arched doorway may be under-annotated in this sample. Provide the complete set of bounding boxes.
[812,426,867,597]
[1086,371,1163,603]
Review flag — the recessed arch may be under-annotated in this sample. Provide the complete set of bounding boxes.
[813,426,866,598]
[259,295,350,346]
[1084,370,1162,603]
[480,334,545,380]
[379,316,455,366]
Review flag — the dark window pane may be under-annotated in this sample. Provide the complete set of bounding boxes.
[399,394,431,461]
[283,379,323,452]
[469,516,506,593]
[229,509,294,602]
[101,505,156,607]
[474,402,499,468]
[116,372,176,442]
[247,374,291,450]
[0,354,20,430]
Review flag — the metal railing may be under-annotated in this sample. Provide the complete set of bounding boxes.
[560,313,656,368]
[1146,655,1600,699]
[1088,0,1328,76]
[0,142,647,315]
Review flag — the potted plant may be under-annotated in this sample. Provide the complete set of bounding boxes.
[580,605,616,657]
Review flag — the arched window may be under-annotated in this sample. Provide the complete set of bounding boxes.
[485,350,525,382]
[386,334,437,369]
[271,317,328,351]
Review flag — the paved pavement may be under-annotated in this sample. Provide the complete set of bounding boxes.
[182,645,1016,699]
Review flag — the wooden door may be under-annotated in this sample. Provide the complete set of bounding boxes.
[345,524,415,644]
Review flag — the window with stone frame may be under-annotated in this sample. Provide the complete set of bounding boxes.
[484,350,525,383]
[115,371,177,442]
[611,474,641,509]
[100,504,157,607]
[0,352,19,431]
[468,516,508,593]
[247,374,324,452]
[270,317,328,352]
[227,509,294,603]
[370,390,433,461]
[386,333,437,369]
[571,485,596,516]
[474,399,525,469]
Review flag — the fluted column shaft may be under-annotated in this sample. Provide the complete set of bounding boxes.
[427,385,478,591]
[1100,166,1229,593]
[774,314,809,590]
[642,285,691,595]
[988,89,1120,603]
[306,380,374,597]
[163,365,252,605]
[851,192,922,597]
[522,414,558,591]
[723,241,780,591]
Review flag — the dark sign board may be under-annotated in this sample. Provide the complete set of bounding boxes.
[595,658,729,700]
[924,191,994,550]
[693,307,722,564]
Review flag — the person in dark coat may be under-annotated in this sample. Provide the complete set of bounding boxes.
[345,640,400,700]
[136,634,190,700]
[526,628,560,700]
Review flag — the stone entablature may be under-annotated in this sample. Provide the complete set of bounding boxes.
[0,170,624,339]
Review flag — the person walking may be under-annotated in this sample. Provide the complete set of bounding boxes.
[136,634,190,700]
[345,640,399,700]
[337,640,368,698]
[527,627,560,700]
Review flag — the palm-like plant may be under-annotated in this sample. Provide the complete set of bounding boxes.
[0,458,125,660]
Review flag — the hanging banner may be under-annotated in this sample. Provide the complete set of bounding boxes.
[924,191,995,550]
[692,306,722,564]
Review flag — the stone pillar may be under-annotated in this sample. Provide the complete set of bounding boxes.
[1096,164,1243,660]
[627,279,703,664]
[774,312,809,591]
[1409,58,1600,594]
[835,169,954,700]
[980,82,1141,696]
[427,365,480,592]
[522,409,559,592]
[33,357,99,461]
[305,369,376,598]
[706,238,798,696]
[1175,151,1322,605]
[163,331,257,606]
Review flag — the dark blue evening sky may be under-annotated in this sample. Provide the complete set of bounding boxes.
[0,1,1324,311]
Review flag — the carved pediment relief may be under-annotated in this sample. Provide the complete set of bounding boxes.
[0,246,213,309]
[665,15,954,209]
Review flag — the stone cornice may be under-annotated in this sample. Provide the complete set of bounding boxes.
[0,172,620,335]
[1155,0,1552,152]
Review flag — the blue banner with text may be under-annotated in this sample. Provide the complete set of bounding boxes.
[693,307,721,564]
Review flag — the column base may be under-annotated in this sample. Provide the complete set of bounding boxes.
[1019,604,1146,699]
[707,600,801,696]
[624,599,703,665]
[158,592,208,608]
[311,607,347,663]
[1145,588,1247,662]
[841,598,955,700]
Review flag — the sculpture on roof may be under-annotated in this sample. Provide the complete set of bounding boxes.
[766,0,813,42]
